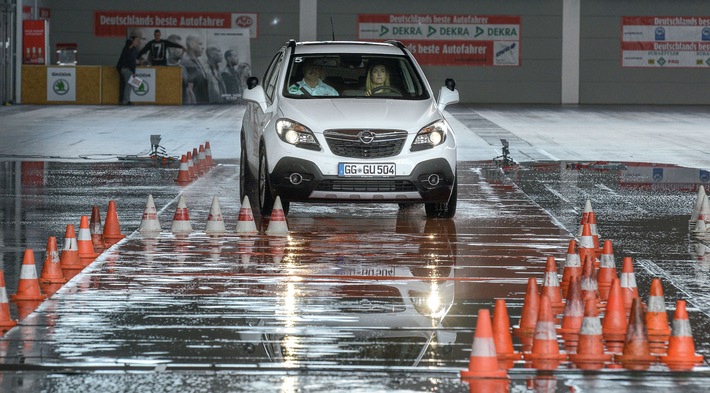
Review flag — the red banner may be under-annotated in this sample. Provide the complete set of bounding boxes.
[22,20,47,65]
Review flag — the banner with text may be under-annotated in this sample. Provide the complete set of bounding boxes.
[47,67,76,102]
[95,11,258,38]
[358,14,520,66]
[622,16,710,67]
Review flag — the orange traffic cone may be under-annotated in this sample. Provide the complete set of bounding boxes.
[171,195,193,235]
[577,199,593,236]
[602,278,628,354]
[513,277,540,352]
[186,151,196,180]
[265,196,289,236]
[204,141,214,167]
[560,239,581,298]
[103,200,126,247]
[90,205,106,252]
[619,256,640,314]
[580,253,601,307]
[660,300,705,371]
[646,278,671,355]
[39,236,66,284]
[78,215,99,266]
[615,298,657,370]
[60,224,83,271]
[11,249,46,301]
[577,222,597,267]
[558,276,584,350]
[192,147,202,176]
[139,194,161,236]
[236,196,259,234]
[492,299,521,369]
[597,240,617,301]
[198,145,208,174]
[524,296,567,370]
[0,270,18,333]
[460,308,508,379]
[175,154,191,185]
[587,211,601,252]
[205,195,226,236]
[540,256,564,316]
[569,299,612,370]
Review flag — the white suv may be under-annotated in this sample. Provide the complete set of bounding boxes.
[241,40,459,218]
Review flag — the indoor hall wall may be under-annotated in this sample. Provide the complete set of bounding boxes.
[582,0,710,105]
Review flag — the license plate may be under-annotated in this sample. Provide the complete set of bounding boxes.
[338,163,396,177]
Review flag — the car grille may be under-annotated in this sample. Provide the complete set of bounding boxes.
[316,179,416,192]
[324,129,408,158]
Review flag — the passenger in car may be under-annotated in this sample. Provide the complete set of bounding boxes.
[365,63,391,96]
[288,61,339,96]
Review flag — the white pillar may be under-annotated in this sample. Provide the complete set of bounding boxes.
[561,0,580,104]
[300,0,318,41]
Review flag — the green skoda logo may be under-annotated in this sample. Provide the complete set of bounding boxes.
[53,79,69,95]
[133,80,149,96]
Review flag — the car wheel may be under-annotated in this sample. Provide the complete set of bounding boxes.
[258,145,275,216]
[239,134,251,202]
[425,179,457,218]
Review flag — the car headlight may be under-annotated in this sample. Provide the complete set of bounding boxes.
[275,119,321,151]
[411,119,448,151]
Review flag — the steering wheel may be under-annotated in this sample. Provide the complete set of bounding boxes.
[370,86,402,96]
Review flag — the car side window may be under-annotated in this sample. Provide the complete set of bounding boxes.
[263,51,284,102]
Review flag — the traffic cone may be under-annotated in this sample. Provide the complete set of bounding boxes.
[462,378,510,393]
[540,256,564,316]
[524,296,567,370]
[602,278,627,354]
[192,147,202,175]
[175,154,191,185]
[39,236,66,284]
[615,298,657,370]
[11,249,46,301]
[103,200,126,247]
[90,205,105,252]
[77,215,99,266]
[265,196,289,236]
[620,256,640,313]
[205,195,226,236]
[698,195,710,224]
[646,278,671,355]
[569,299,612,370]
[577,199,593,236]
[204,141,214,167]
[60,224,83,271]
[171,195,193,235]
[236,196,258,235]
[560,239,581,298]
[492,299,521,369]
[558,276,584,350]
[597,240,617,301]
[577,222,597,267]
[694,219,709,237]
[0,270,18,333]
[580,253,601,307]
[460,308,508,379]
[198,145,208,174]
[587,211,601,252]
[186,151,196,180]
[139,194,161,236]
[660,300,705,371]
[690,186,706,224]
[512,277,540,353]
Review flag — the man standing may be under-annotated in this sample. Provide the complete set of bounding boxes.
[116,36,139,105]
[221,50,241,101]
[205,46,227,103]
[181,35,209,104]
[137,29,185,66]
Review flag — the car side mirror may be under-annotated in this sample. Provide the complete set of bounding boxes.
[242,81,268,113]
[437,79,459,112]
[247,76,259,90]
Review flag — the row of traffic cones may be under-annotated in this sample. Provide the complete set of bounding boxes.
[139,194,289,237]
[175,142,214,185]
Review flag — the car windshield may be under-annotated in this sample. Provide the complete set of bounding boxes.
[282,54,429,99]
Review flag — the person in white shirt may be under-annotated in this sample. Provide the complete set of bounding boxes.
[288,61,338,96]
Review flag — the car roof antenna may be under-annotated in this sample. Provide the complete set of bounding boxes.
[330,17,336,41]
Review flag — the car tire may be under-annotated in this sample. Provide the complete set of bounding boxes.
[258,144,275,216]
[425,179,457,218]
[239,133,251,202]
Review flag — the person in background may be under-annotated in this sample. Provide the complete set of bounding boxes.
[165,34,184,66]
[116,36,139,105]
[205,46,227,103]
[181,35,208,104]
[221,50,241,101]
[137,29,185,66]
[288,60,338,96]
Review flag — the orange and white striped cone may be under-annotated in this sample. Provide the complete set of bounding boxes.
[0,270,18,333]
[540,256,564,317]
[597,240,617,301]
[11,249,46,301]
[205,195,226,236]
[512,277,540,353]
[78,215,99,266]
[192,147,203,176]
[198,145,208,174]
[646,278,671,355]
[558,276,584,350]
[236,196,259,235]
[580,253,601,308]
[660,300,705,371]
[587,211,601,254]
[569,298,612,370]
[139,194,161,236]
[204,141,214,167]
[90,205,105,252]
[524,296,567,370]
[265,196,289,236]
[560,239,581,298]
[602,278,627,354]
[577,223,597,268]
[619,256,640,314]
[186,151,196,180]
[460,309,508,379]
[577,199,593,237]
[60,224,83,273]
[689,186,706,225]
[615,298,657,370]
[171,195,193,235]
[698,195,710,225]
[39,236,66,284]
[103,200,126,247]
[492,299,521,369]
[175,154,192,185]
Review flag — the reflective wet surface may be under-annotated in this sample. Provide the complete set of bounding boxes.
[0,158,709,391]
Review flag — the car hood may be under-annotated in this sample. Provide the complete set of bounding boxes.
[278,98,441,133]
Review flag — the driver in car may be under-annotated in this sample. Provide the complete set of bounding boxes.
[288,60,339,96]
[365,63,392,96]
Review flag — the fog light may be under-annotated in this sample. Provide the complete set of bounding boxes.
[427,174,440,186]
[289,173,303,185]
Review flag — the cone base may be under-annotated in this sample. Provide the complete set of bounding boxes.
[615,354,658,370]
[11,293,47,301]
[0,320,18,328]
[660,353,704,368]
[39,277,67,285]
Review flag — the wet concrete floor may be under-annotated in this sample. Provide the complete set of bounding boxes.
[0,158,709,391]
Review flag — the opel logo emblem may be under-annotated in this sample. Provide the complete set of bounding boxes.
[358,130,376,144]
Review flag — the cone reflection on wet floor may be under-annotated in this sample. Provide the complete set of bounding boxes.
[587,211,601,252]
[0,270,18,333]
[540,256,564,316]
[463,378,510,393]
[512,277,540,353]
[205,195,226,236]
[198,144,207,174]
[90,205,105,252]
[39,236,66,284]
[620,256,640,313]
[14,300,43,322]
[460,309,508,379]
[192,147,202,175]
[269,237,287,264]
[558,276,584,350]
[11,249,46,302]
[569,299,612,370]
[690,186,706,224]
[236,196,258,235]
[103,200,126,247]
[646,278,671,355]
[577,222,595,263]
[660,300,705,371]
[602,278,627,354]
[560,239,581,298]
[615,298,657,370]
[492,299,521,369]
[524,296,567,370]
[238,238,256,265]
[597,240,617,301]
